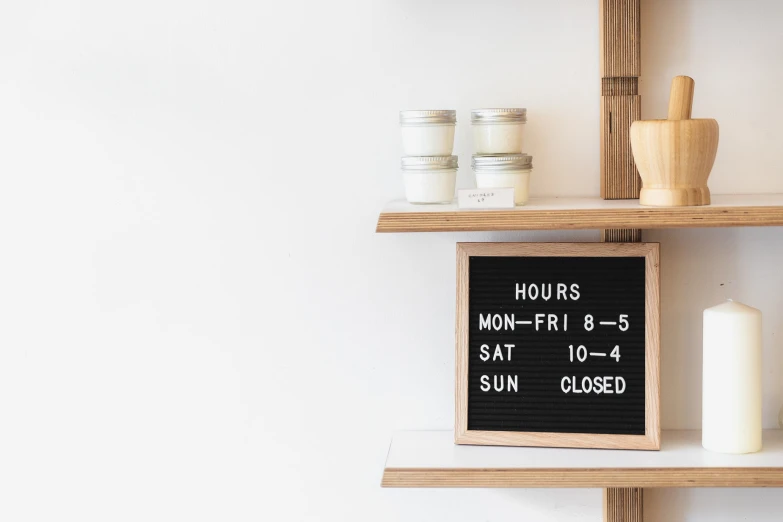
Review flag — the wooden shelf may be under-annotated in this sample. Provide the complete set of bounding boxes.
[376,195,783,233]
[382,430,783,488]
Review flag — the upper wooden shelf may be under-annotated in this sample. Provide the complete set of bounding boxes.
[376,195,783,233]
[382,430,783,488]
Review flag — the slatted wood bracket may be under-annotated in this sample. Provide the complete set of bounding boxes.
[600,0,642,200]
[601,83,641,199]
[600,228,641,242]
[604,488,643,522]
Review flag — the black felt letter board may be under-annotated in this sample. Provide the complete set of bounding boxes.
[468,256,646,435]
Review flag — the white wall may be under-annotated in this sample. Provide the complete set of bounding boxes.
[0,0,782,520]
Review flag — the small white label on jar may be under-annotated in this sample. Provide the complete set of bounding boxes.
[458,188,515,209]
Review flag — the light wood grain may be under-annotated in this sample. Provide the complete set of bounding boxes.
[602,77,639,96]
[600,0,641,200]
[604,488,643,522]
[382,467,783,488]
[455,242,657,258]
[599,0,641,78]
[601,229,642,242]
[631,119,718,206]
[667,76,695,120]
[454,243,660,450]
[376,195,783,232]
[644,242,661,450]
[454,246,470,449]
[602,94,642,200]
[631,76,719,207]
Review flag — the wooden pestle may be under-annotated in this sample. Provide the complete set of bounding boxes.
[667,76,695,120]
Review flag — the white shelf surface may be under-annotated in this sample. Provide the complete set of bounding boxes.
[382,430,783,488]
[383,195,783,214]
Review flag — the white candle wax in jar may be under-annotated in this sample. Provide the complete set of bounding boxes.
[401,155,457,204]
[471,108,527,154]
[472,154,533,205]
[399,110,456,156]
[702,299,762,454]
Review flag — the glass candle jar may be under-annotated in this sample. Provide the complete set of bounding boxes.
[471,108,527,154]
[400,110,457,156]
[402,155,458,204]
[472,154,533,205]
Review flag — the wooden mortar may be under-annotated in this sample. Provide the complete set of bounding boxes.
[630,76,719,206]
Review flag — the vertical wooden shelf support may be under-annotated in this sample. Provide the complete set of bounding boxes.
[601,87,641,199]
[600,0,642,200]
[601,1,643,519]
[600,0,643,241]
[600,229,642,242]
[601,0,643,241]
[604,488,644,522]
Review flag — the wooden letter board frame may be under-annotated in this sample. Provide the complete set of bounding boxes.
[455,242,661,450]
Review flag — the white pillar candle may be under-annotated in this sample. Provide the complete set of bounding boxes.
[702,299,762,454]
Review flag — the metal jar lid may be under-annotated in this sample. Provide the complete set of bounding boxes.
[471,154,533,171]
[471,108,527,124]
[401,155,458,170]
[400,110,457,125]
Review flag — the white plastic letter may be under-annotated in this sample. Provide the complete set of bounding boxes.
[479,314,491,330]
[535,314,545,331]
[581,376,593,393]
[492,315,502,330]
[548,314,558,331]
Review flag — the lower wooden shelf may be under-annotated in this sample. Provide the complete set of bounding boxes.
[382,430,783,488]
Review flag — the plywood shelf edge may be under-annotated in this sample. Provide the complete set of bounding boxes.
[376,195,783,233]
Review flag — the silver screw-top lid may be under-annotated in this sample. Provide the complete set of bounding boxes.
[471,108,527,124]
[471,154,533,170]
[399,110,457,125]
[401,155,458,170]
